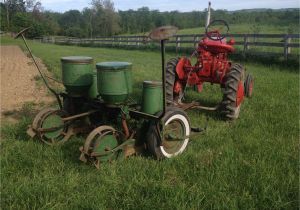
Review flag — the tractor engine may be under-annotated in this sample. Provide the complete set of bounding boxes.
[175,36,235,94]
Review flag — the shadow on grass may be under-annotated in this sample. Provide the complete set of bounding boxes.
[230,53,299,73]
[1,102,59,141]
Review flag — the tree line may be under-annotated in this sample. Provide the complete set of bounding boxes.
[0,0,299,38]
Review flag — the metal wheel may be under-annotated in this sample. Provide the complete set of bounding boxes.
[80,126,122,167]
[220,63,245,120]
[165,58,185,105]
[146,107,190,159]
[37,109,71,145]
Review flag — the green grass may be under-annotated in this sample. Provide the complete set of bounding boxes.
[1,37,299,209]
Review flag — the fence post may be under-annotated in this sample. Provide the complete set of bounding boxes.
[243,34,250,57]
[136,37,140,47]
[193,35,197,48]
[176,36,181,54]
[284,35,291,61]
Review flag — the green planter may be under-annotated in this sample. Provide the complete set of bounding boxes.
[96,62,132,104]
[141,81,163,114]
[61,56,93,96]
[88,71,98,99]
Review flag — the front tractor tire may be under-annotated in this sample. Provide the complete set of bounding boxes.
[146,107,190,159]
[221,63,245,120]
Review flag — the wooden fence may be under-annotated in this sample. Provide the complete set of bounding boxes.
[35,33,300,60]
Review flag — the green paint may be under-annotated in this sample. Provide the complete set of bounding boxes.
[141,81,163,114]
[88,71,98,99]
[93,135,119,162]
[61,56,93,96]
[42,114,64,139]
[96,62,132,104]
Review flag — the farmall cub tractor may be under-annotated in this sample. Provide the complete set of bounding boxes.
[166,19,254,120]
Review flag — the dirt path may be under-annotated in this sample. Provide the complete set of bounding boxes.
[0,45,54,123]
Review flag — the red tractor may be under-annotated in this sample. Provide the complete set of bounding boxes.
[166,20,254,120]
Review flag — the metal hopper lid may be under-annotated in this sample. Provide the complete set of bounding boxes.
[96,62,132,70]
[61,56,93,64]
[148,26,178,41]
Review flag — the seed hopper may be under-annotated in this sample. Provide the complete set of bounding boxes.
[17,26,200,168]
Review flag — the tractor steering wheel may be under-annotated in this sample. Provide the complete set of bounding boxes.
[205,19,229,41]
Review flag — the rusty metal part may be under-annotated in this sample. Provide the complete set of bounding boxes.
[90,139,135,157]
[121,115,130,139]
[27,108,56,138]
[80,125,129,168]
[29,108,74,145]
[176,101,219,111]
[148,26,178,41]
[62,110,99,122]
[80,126,118,165]
[14,27,31,39]
[45,75,63,84]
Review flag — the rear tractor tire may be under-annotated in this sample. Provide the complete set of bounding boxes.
[220,63,245,120]
[165,58,185,105]
[146,107,190,159]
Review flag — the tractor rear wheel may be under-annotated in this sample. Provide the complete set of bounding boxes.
[166,58,185,105]
[220,63,245,120]
[146,107,190,159]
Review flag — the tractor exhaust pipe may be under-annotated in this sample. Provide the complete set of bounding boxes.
[205,1,211,28]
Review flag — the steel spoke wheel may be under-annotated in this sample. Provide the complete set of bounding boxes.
[146,107,190,159]
[81,126,122,167]
[37,109,70,145]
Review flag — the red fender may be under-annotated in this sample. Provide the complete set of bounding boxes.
[176,57,191,80]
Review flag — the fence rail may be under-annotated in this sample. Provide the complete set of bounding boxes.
[35,33,300,60]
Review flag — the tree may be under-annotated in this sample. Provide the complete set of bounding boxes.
[88,0,120,36]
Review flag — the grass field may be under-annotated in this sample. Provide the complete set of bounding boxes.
[1,37,299,209]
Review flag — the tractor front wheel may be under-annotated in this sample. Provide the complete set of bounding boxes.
[220,63,245,120]
[146,107,190,159]
[244,74,254,98]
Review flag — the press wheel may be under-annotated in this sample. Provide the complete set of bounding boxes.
[81,126,122,167]
[33,108,71,145]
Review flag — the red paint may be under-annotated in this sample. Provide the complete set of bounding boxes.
[174,33,242,97]
[173,81,182,94]
[236,81,244,106]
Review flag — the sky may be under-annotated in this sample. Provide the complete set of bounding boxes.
[3,0,299,13]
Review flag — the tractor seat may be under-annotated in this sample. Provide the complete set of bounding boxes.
[199,37,235,54]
